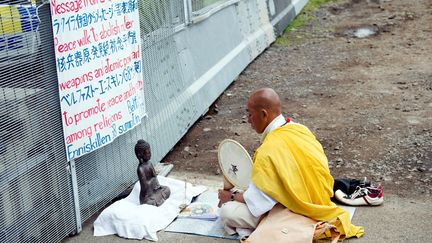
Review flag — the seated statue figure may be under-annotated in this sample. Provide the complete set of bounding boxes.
[135,140,170,206]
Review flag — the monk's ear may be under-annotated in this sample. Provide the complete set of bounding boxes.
[260,109,268,119]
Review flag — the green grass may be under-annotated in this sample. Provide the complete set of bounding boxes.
[275,0,338,45]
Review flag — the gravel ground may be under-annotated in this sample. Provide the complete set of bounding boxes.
[165,0,432,198]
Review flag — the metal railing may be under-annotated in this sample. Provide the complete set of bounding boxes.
[0,0,307,242]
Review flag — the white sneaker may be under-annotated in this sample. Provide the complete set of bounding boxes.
[335,185,384,206]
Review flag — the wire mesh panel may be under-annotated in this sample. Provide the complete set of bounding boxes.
[171,0,186,26]
[74,0,190,223]
[74,0,279,225]
[235,0,275,60]
[192,0,226,12]
[2,0,305,241]
[0,1,76,242]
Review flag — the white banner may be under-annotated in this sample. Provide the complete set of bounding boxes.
[50,0,145,161]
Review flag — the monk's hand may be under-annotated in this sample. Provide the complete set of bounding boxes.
[218,189,232,205]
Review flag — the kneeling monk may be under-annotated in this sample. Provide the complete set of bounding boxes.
[218,88,363,241]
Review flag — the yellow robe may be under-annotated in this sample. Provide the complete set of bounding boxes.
[252,124,364,239]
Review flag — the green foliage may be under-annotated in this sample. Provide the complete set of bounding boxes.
[304,0,338,11]
[276,0,338,45]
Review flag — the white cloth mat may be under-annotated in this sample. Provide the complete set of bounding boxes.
[93,176,207,241]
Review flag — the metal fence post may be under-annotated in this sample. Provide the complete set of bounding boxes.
[183,0,192,25]
[38,2,81,236]
[69,159,82,233]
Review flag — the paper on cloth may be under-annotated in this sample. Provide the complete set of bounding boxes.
[93,176,207,241]
[165,190,240,240]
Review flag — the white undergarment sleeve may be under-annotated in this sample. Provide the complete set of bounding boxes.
[243,182,277,217]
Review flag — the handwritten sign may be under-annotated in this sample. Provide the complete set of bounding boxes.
[50,0,145,161]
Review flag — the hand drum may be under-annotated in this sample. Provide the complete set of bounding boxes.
[217,139,252,191]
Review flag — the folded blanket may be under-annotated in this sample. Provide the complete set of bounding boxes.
[94,176,207,241]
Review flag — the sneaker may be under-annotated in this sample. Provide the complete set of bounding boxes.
[333,177,371,195]
[335,185,384,206]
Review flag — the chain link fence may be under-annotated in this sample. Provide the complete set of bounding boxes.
[0,2,75,242]
[0,0,306,242]
[192,0,224,11]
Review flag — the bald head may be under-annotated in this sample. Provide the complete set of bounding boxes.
[248,88,282,115]
[246,88,282,134]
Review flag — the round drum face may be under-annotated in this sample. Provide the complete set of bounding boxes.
[218,139,252,190]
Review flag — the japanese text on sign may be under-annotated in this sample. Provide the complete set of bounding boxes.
[50,0,145,161]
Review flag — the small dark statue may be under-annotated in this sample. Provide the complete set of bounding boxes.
[135,140,170,206]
